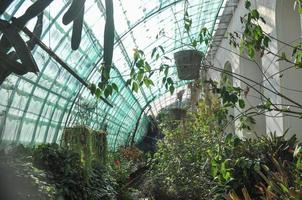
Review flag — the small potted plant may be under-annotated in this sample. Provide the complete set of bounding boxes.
[169,90,187,120]
[170,107,187,120]
[174,6,210,80]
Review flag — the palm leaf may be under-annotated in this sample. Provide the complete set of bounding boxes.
[0,0,52,53]
[0,0,14,15]
[8,13,44,61]
[0,20,39,73]
[62,0,86,25]
[71,5,84,50]
[103,0,115,68]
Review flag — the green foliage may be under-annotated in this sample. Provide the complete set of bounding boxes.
[238,115,256,130]
[228,0,302,122]
[183,0,211,50]
[147,90,302,200]
[90,65,118,98]
[126,49,155,93]
[0,143,116,200]
[32,144,116,200]
[296,0,302,15]
[218,84,243,107]
[61,126,108,173]
[32,144,88,199]
[212,132,302,199]
[86,163,117,200]
[292,44,302,68]
[90,1,212,98]
[228,0,271,59]
[150,97,225,199]
[1,143,122,200]
[0,144,56,200]
[231,0,302,74]
[108,146,146,200]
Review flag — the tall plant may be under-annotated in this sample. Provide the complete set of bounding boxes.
[150,96,226,199]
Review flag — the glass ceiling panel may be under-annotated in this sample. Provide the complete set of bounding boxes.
[0,0,226,150]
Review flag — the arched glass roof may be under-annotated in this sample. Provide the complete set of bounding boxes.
[0,0,226,150]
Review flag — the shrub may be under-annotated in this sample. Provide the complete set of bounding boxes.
[32,144,116,200]
[150,98,223,199]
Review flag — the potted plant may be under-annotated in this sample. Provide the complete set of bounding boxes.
[174,49,203,80]
[174,5,210,80]
[170,107,187,120]
[61,100,108,170]
[169,90,187,120]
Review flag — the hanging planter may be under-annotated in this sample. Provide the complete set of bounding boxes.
[169,108,187,120]
[61,125,108,167]
[174,49,203,80]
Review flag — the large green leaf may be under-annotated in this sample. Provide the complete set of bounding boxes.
[0,20,39,73]
[0,0,14,15]
[0,51,26,74]
[0,0,53,53]
[62,0,86,25]
[71,5,84,50]
[9,13,44,61]
[0,50,29,84]
[103,0,115,68]
[14,0,52,27]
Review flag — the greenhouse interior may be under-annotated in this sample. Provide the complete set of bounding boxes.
[1,0,302,199]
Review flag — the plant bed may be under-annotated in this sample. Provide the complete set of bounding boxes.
[174,49,202,80]
[32,144,116,200]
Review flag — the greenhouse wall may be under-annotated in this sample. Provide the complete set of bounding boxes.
[0,0,225,149]
[211,0,302,140]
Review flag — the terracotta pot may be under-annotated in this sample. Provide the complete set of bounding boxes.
[174,49,202,80]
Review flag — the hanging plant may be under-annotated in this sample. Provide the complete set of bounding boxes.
[174,49,204,80]
[103,0,114,69]
[90,0,116,99]
[169,107,187,120]
[173,1,210,80]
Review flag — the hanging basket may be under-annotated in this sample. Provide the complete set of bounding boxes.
[174,49,202,80]
[169,108,187,120]
[61,125,108,166]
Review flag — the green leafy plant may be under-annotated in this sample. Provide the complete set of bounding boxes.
[108,146,147,200]
[32,144,88,199]
[225,0,302,123]
[211,131,302,199]
[150,97,225,199]
[150,90,302,199]
[32,144,116,200]
[126,49,155,93]
[0,144,56,200]
[182,0,211,50]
